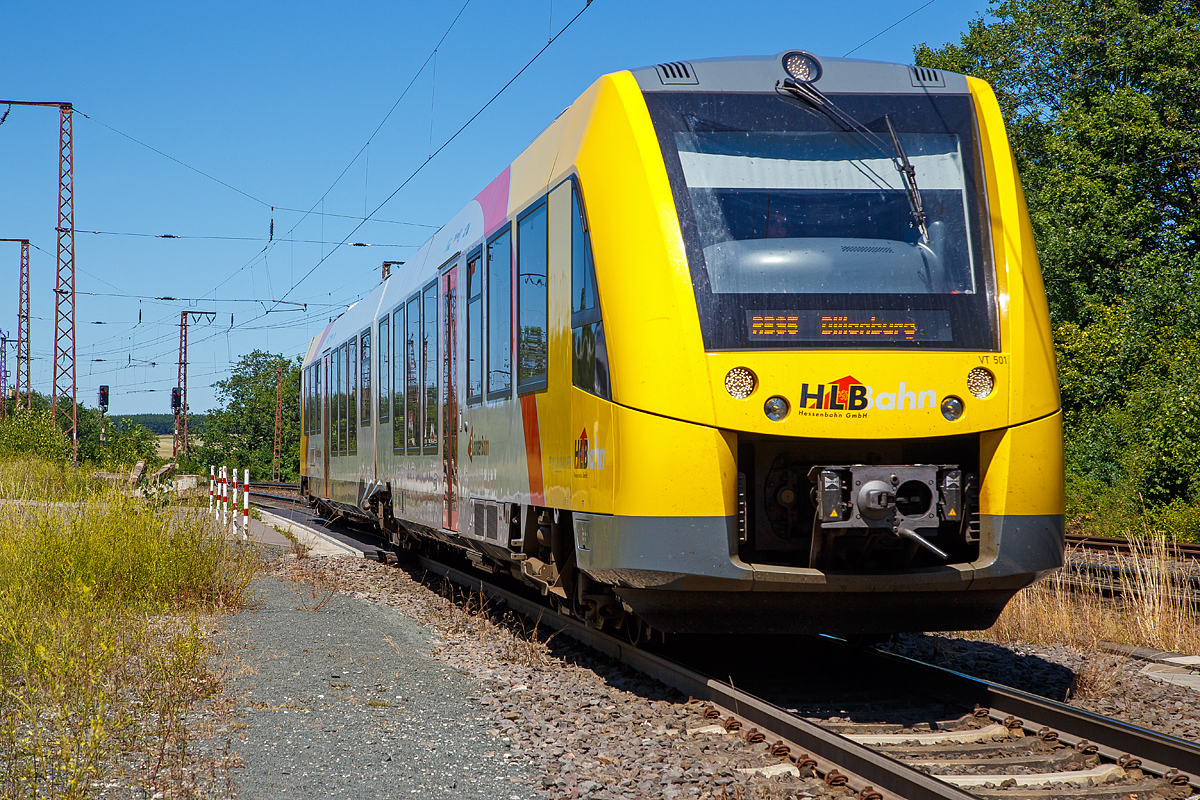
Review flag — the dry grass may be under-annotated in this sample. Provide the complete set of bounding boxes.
[0,455,256,798]
[978,534,1200,656]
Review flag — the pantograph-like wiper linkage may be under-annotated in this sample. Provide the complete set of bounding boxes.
[776,78,930,243]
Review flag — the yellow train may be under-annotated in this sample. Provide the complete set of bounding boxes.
[299,51,1064,636]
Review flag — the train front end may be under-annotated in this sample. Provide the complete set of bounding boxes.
[571,53,1063,634]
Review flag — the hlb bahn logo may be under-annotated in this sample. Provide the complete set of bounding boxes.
[574,429,606,471]
[799,375,937,414]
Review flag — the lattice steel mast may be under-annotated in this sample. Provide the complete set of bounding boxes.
[0,239,32,410]
[0,100,76,456]
[174,310,188,457]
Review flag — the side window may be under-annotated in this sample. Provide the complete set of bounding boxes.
[314,361,321,437]
[517,200,548,392]
[570,183,610,400]
[406,296,421,453]
[378,316,390,423]
[393,307,404,453]
[487,225,512,399]
[304,366,310,435]
[336,344,345,455]
[302,367,309,434]
[360,329,372,427]
[422,281,439,452]
[466,249,484,403]
[347,338,357,453]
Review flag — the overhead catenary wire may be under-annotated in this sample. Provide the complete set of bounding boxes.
[843,0,939,57]
[35,3,591,410]
[73,228,419,247]
[72,111,439,230]
[268,0,596,312]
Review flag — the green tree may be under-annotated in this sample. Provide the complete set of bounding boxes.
[917,0,1200,517]
[186,351,301,482]
[0,392,158,469]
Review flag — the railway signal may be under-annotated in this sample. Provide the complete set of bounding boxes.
[98,384,108,444]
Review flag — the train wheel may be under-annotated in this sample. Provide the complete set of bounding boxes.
[625,615,646,646]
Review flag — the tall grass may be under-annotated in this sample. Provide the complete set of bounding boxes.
[982,535,1200,656]
[0,455,255,798]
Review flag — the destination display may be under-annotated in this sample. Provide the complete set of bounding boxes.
[746,310,953,342]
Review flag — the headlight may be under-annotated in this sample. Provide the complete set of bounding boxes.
[782,51,822,83]
[940,396,965,421]
[764,396,790,422]
[725,367,756,399]
[966,367,995,399]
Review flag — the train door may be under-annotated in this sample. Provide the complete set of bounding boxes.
[442,264,459,530]
[322,351,332,499]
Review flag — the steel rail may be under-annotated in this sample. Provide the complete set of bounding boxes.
[1067,533,1200,560]
[247,490,305,504]
[414,555,975,800]
[854,643,1200,790]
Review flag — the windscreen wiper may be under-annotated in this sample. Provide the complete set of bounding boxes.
[883,115,929,242]
[776,78,930,243]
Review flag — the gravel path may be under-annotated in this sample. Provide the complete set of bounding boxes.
[212,575,540,799]
[196,548,1200,799]
[262,556,843,800]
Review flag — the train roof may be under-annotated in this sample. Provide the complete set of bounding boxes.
[630,51,969,96]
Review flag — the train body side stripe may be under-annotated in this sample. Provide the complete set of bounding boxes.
[520,395,545,505]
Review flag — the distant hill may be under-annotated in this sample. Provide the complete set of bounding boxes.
[109,413,206,436]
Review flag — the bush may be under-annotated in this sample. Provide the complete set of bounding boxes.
[0,409,70,462]
[0,455,256,795]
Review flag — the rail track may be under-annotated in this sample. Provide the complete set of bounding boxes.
[245,481,304,505]
[247,495,1200,795]
[1067,534,1200,561]
[412,552,1200,800]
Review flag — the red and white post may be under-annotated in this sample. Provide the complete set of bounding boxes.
[230,468,238,529]
[209,465,215,516]
[242,468,250,540]
[220,466,227,526]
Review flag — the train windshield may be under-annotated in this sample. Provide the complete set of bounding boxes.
[644,91,997,350]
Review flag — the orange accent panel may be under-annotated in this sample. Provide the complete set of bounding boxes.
[520,395,545,505]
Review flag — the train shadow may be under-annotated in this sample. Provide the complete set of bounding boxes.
[880,633,1076,702]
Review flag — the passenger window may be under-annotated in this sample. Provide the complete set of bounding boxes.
[466,249,483,403]
[347,338,357,453]
[336,344,345,454]
[422,282,439,452]
[517,201,548,391]
[393,308,404,453]
[406,296,421,453]
[314,361,321,437]
[378,316,389,423]
[360,330,371,427]
[487,226,512,398]
[571,186,599,319]
[570,183,610,400]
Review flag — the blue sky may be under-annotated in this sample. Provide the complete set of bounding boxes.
[0,0,992,415]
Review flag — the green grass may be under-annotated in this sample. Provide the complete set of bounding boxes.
[0,455,256,798]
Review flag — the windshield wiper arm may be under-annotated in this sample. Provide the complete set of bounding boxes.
[776,79,930,243]
[884,114,929,243]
